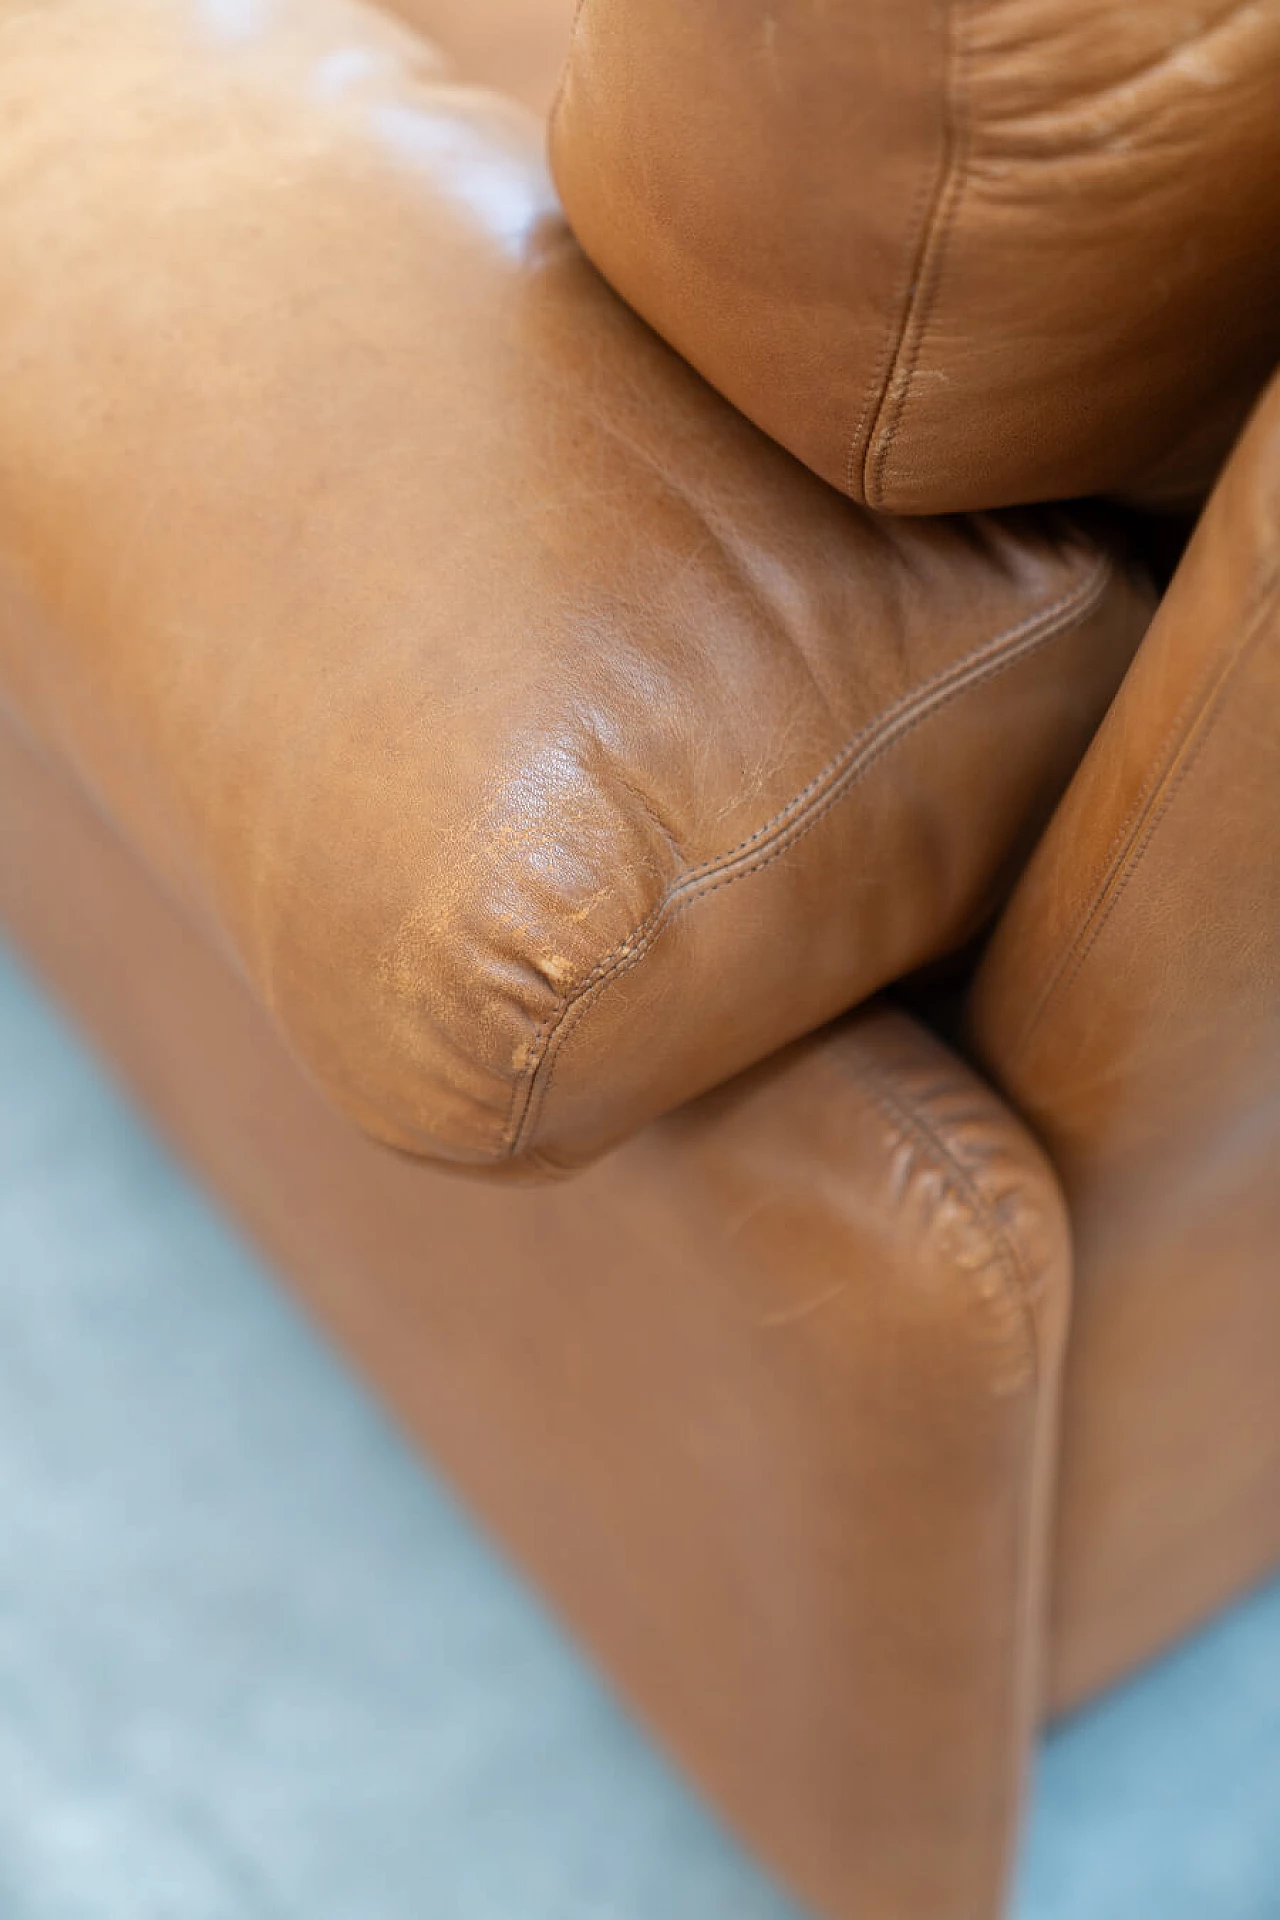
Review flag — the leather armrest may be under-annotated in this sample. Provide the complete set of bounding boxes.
[0,0,1151,1177]
[0,665,1073,1916]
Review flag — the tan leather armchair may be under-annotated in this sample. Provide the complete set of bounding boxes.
[0,4,1277,1918]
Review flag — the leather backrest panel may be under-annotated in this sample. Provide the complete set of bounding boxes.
[970,372,1280,1704]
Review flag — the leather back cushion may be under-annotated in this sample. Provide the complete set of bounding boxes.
[551,0,1280,514]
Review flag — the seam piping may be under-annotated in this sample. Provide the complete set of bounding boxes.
[505,554,1112,1160]
[860,0,967,510]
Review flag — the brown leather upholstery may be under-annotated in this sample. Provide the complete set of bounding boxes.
[2,1,1278,1917]
[0,0,1150,1178]
[971,370,1280,1710]
[0,698,1069,1920]
[552,0,1280,513]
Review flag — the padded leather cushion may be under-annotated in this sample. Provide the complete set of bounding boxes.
[0,0,1151,1177]
[552,0,1280,514]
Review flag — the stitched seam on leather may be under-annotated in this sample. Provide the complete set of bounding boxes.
[1005,554,1280,1066]
[841,6,954,502]
[861,0,967,511]
[504,555,1111,1159]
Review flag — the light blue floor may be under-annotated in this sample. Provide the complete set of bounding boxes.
[0,937,1276,1920]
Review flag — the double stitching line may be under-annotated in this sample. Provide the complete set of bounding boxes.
[503,553,1113,1161]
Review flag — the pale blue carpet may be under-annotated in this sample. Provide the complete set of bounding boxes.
[0,937,1277,1920]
